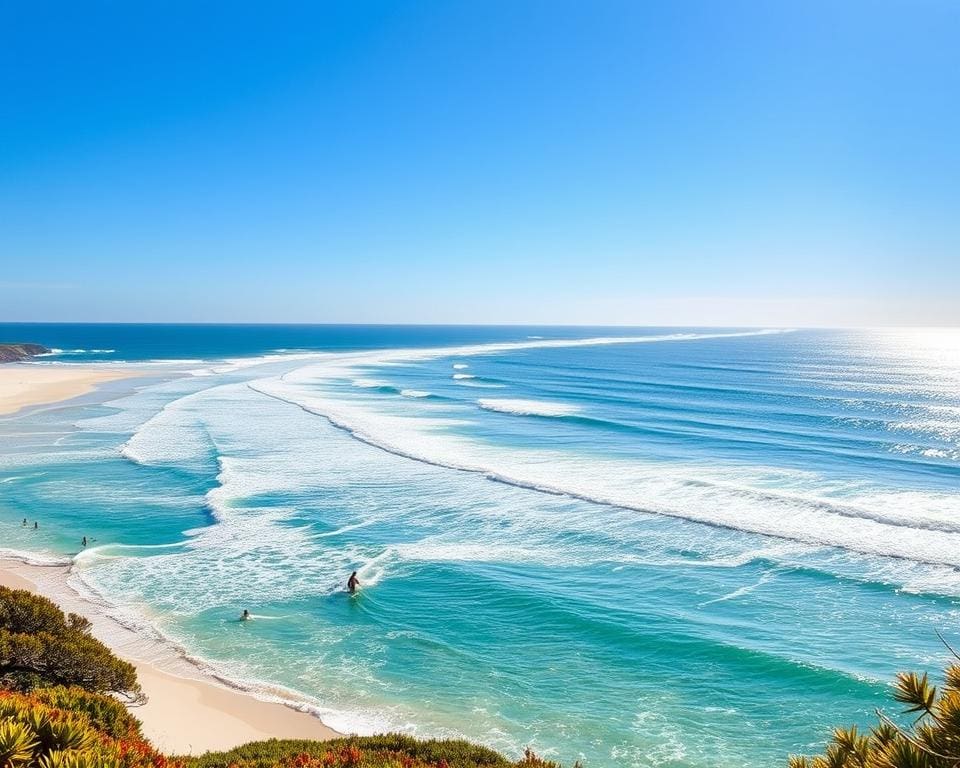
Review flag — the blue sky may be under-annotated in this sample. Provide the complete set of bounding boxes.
[1,1,957,325]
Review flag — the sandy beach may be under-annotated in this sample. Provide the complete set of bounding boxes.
[1,360,341,754]
[0,560,340,754]
[0,364,140,415]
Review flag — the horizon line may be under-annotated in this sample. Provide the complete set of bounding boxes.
[1,321,959,330]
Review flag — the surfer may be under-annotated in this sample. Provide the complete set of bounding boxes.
[347,571,360,593]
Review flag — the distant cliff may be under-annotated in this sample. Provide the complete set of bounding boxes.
[0,343,50,362]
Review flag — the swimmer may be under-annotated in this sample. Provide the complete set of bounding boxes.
[347,571,360,593]
[241,609,251,621]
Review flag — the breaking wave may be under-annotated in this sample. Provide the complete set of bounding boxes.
[249,372,960,570]
[477,399,581,417]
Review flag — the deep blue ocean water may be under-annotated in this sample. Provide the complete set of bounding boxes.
[2,324,959,767]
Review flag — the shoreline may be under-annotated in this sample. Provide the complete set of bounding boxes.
[0,556,342,755]
[0,363,142,415]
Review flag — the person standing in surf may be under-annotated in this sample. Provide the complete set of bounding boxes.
[347,571,360,593]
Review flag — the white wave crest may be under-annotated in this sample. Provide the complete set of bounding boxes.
[250,374,960,572]
[353,378,390,388]
[697,569,780,608]
[120,387,220,466]
[37,348,116,356]
[477,399,581,417]
[0,547,73,567]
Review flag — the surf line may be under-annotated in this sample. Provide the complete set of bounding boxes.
[259,328,796,384]
[245,380,960,571]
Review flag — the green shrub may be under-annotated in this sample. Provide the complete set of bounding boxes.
[790,647,960,768]
[0,591,567,767]
[30,686,143,740]
[179,736,561,768]
[0,588,564,768]
[0,718,37,767]
[0,587,142,703]
[0,688,172,768]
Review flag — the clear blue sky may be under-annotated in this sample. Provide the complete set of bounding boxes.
[1,1,957,325]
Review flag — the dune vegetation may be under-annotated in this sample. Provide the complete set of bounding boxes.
[5,584,958,768]
[180,736,550,768]
[0,587,141,702]
[0,686,166,768]
[0,587,564,768]
[790,637,960,768]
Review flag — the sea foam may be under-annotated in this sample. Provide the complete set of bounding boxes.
[251,363,960,572]
[477,399,581,417]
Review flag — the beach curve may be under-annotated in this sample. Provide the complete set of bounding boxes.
[0,557,341,755]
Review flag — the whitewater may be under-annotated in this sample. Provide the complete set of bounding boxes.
[2,325,959,767]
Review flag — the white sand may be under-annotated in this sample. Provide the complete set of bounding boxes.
[0,365,139,415]
[1,363,342,752]
[0,560,340,754]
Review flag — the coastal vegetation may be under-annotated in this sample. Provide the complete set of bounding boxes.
[0,588,563,768]
[790,639,960,768]
[0,588,141,703]
[179,737,557,768]
[0,687,165,768]
[9,583,959,768]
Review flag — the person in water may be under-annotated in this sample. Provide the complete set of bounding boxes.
[347,571,360,593]
[22,518,27,527]
[241,609,251,621]
[82,536,87,547]
[33,521,37,529]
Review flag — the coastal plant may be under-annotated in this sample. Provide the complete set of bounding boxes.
[0,588,571,768]
[789,640,960,768]
[0,689,565,768]
[179,736,513,768]
[0,688,173,768]
[179,736,566,768]
[0,719,37,767]
[0,588,142,703]
[29,687,143,740]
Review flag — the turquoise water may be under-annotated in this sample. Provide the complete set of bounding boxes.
[2,325,959,766]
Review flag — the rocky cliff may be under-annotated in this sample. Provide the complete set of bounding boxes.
[0,343,51,362]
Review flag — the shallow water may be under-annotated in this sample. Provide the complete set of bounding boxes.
[2,325,959,766]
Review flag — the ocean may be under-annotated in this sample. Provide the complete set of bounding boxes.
[2,324,959,767]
